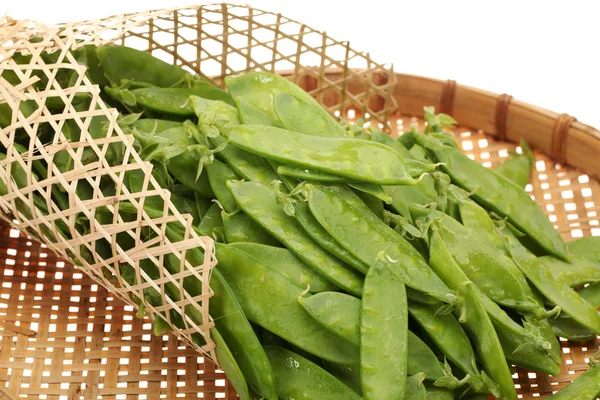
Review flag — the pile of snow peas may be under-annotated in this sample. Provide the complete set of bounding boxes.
[2,44,600,400]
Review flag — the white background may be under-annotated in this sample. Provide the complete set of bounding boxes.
[4,0,599,128]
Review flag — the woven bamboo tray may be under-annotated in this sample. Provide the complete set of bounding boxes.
[1,4,600,399]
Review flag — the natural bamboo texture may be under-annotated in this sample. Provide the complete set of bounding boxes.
[1,3,599,399]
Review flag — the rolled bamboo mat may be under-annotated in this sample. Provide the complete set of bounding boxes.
[1,106,598,399]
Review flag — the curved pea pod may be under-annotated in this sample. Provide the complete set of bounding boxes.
[550,282,600,341]
[228,242,337,293]
[294,203,368,273]
[209,270,278,399]
[567,236,600,263]
[352,188,385,219]
[96,45,205,88]
[418,134,568,261]
[107,87,234,116]
[502,230,600,333]
[229,125,423,185]
[277,165,347,183]
[419,221,516,400]
[306,184,457,303]
[215,244,358,364]
[264,346,361,400]
[541,255,600,287]
[273,89,346,137]
[227,181,364,296]
[369,128,414,158]
[222,211,280,246]
[408,302,478,379]
[547,361,600,400]
[205,159,240,213]
[435,212,544,317]
[360,252,408,400]
[409,144,432,162]
[405,373,427,400]
[198,203,225,242]
[494,140,534,190]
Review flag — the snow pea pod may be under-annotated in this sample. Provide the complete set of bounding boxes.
[133,118,183,133]
[298,291,446,381]
[493,140,534,190]
[384,174,437,222]
[550,282,600,341]
[96,45,206,88]
[264,346,361,400]
[228,242,337,293]
[435,211,544,316]
[547,361,600,399]
[418,134,568,260]
[502,230,600,333]
[408,302,478,380]
[229,125,420,185]
[322,361,362,395]
[273,89,346,137]
[227,181,363,296]
[215,244,358,364]
[567,236,600,263]
[412,207,516,400]
[222,211,280,246]
[108,86,234,116]
[206,159,240,213]
[306,184,452,302]
[360,252,408,400]
[225,72,337,130]
[369,128,414,158]
[294,203,368,273]
[541,255,600,287]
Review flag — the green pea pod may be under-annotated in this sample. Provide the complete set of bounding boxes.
[264,346,361,400]
[198,203,225,242]
[208,269,278,399]
[369,128,414,159]
[306,184,456,303]
[405,373,427,400]
[215,244,358,364]
[541,255,600,287]
[294,203,368,273]
[413,208,516,400]
[502,229,600,333]
[277,165,347,183]
[211,329,251,400]
[408,302,478,380]
[360,252,408,400]
[494,140,534,190]
[298,291,446,382]
[228,242,337,293]
[409,144,432,162]
[227,181,364,296]
[222,211,280,246]
[348,182,392,204]
[133,118,182,133]
[108,86,234,116]
[272,89,346,137]
[205,159,240,213]
[547,361,600,399]
[96,45,206,88]
[229,125,421,185]
[418,134,568,261]
[550,282,600,341]
[435,212,544,316]
[567,236,600,263]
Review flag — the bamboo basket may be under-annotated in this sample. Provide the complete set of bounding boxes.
[1,3,599,399]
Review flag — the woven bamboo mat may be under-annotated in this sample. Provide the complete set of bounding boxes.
[0,117,599,399]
